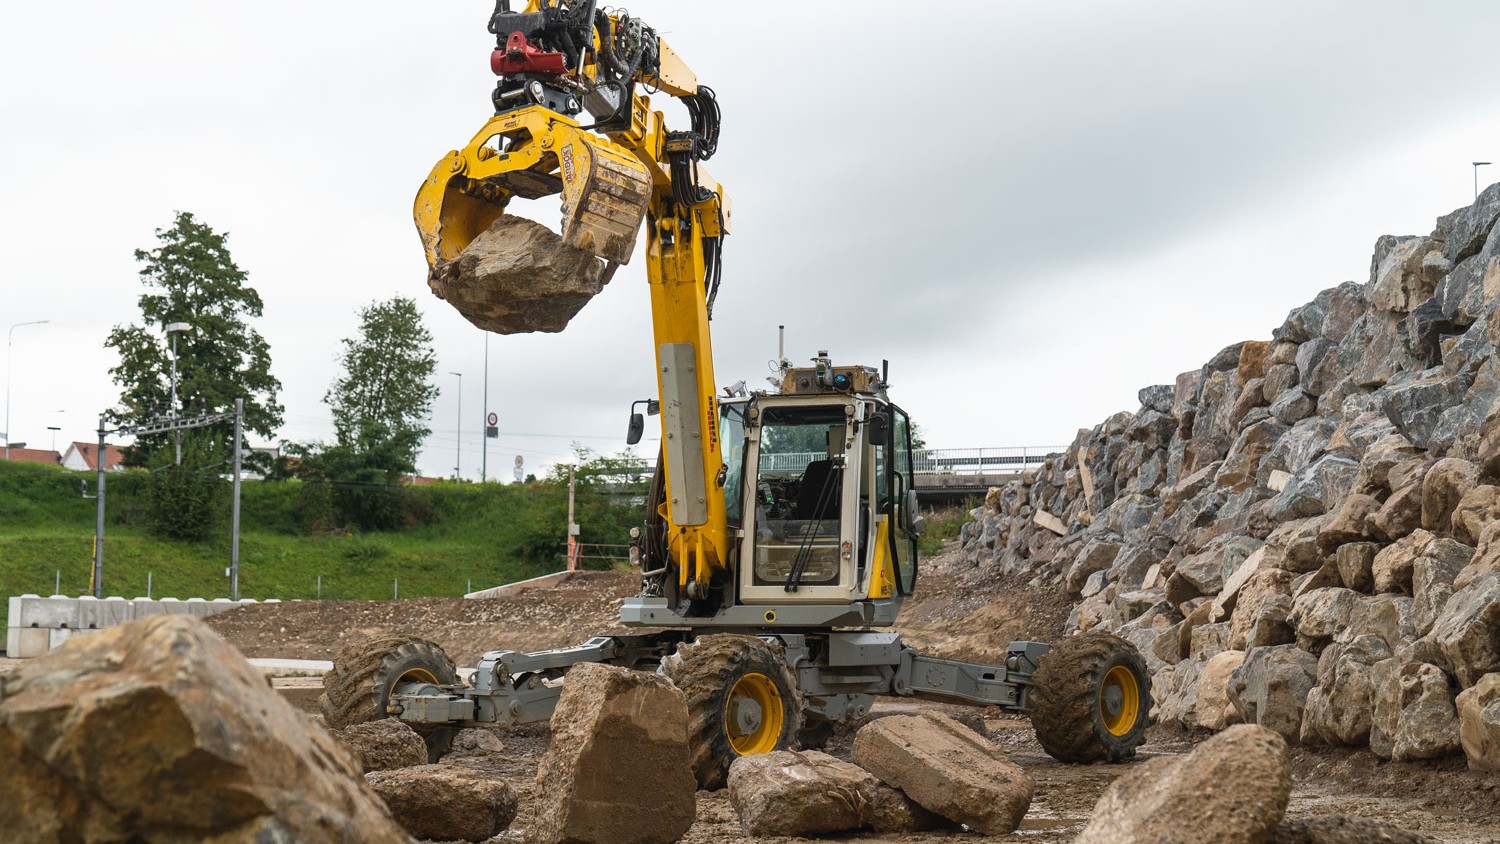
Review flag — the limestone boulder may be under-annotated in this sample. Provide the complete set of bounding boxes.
[727,750,879,837]
[1191,650,1246,730]
[1452,485,1500,546]
[1429,573,1500,687]
[531,663,695,844]
[1369,235,1438,313]
[1228,568,1296,650]
[365,764,517,842]
[1342,594,1418,650]
[1270,815,1432,843]
[1075,724,1292,844]
[851,712,1032,835]
[1066,537,1124,595]
[1270,454,1358,523]
[0,615,410,843]
[1228,645,1319,740]
[1299,635,1391,746]
[1334,542,1380,593]
[1246,593,1296,650]
[1456,520,1500,590]
[1412,538,1474,636]
[1290,587,1359,643]
[335,718,429,773]
[1369,660,1462,761]
[1373,529,1437,594]
[1455,673,1500,771]
[1316,493,1379,553]
[1370,483,1423,542]
[428,215,610,335]
[1420,457,1481,534]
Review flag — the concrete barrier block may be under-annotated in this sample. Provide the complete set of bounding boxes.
[78,598,132,630]
[6,626,18,656]
[48,628,74,649]
[131,600,163,618]
[10,628,50,658]
[158,597,190,614]
[15,596,78,630]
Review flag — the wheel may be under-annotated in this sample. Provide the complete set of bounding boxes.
[797,716,836,751]
[319,635,460,762]
[660,634,804,790]
[1029,631,1150,763]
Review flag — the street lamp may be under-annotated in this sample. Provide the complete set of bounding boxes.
[165,321,192,465]
[1476,162,1492,200]
[5,319,50,460]
[450,371,463,479]
[46,426,61,453]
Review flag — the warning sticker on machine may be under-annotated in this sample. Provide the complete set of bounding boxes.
[561,144,575,183]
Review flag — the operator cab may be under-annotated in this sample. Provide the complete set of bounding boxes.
[729,356,921,612]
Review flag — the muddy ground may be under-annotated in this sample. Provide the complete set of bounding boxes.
[198,548,1500,841]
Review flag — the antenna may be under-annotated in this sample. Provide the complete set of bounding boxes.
[778,324,785,361]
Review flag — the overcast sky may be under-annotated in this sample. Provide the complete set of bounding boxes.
[3,1,1498,480]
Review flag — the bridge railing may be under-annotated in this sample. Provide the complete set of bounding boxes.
[758,447,1070,477]
[912,446,1069,475]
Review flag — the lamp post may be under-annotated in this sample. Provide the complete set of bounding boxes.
[5,319,50,460]
[1476,162,1492,200]
[450,371,463,479]
[165,322,192,466]
[47,426,60,453]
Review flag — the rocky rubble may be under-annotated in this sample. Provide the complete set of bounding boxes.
[0,615,411,842]
[960,186,1500,768]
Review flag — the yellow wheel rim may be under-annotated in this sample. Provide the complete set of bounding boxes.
[398,667,441,686]
[725,672,784,756]
[1100,665,1140,736]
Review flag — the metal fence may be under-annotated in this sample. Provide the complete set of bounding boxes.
[913,447,1068,475]
[758,447,1068,476]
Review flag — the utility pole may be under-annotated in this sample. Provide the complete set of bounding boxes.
[482,333,489,482]
[5,319,49,461]
[230,398,243,600]
[92,417,106,597]
[566,465,579,572]
[450,371,463,479]
[165,322,192,466]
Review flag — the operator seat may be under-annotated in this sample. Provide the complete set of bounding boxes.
[796,460,842,521]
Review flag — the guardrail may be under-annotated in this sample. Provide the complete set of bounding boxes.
[760,447,1068,477]
[913,447,1068,475]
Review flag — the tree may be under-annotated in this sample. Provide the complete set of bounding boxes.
[105,211,283,450]
[288,421,424,532]
[326,297,437,463]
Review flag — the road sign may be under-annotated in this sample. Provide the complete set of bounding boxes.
[487,412,498,426]
[485,426,498,438]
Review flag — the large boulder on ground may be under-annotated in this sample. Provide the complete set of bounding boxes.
[335,719,429,773]
[1419,457,1480,533]
[1192,650,1246,730]
[851,712,1032,835]
[1428,573,1500,687]
[725,749,945,836]
[1300,635,1391,747]
[531,663,695,844]
[365,764,517,842]
[1076,724,1292,844]
[428,215,610,334]
[0,615,409,843]
[1369,660,1462,761]
[1270,815,1432,843]
[1228,645,1319,741]
[1456,673,1500,771]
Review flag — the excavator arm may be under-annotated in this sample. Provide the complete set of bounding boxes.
[414,0,731,600]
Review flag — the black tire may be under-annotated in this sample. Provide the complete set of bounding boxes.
[797,716,836,751]
[660,634,803,790]
[1030,631,1150,763]
[319,635,459,762]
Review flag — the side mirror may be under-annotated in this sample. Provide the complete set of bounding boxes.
[626,412,645,445]
[904,488,924,536]
[867,412,890,446]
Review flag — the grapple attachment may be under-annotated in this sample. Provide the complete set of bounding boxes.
[414,106,652,270]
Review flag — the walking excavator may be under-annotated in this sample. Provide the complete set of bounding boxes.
[320,0,1151,788]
